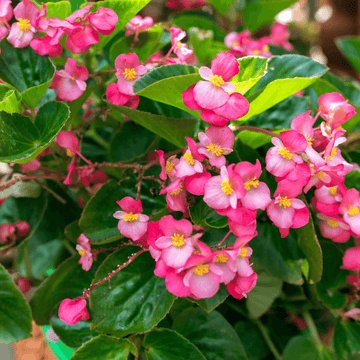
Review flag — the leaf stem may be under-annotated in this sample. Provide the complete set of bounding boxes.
[303,311,323,352]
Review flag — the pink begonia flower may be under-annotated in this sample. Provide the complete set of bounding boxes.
[212,251,237,284]
[57,131,79,156]
[344,308,360,321]
[106,83,140,109]
[155,151,179,181]
[166,0,207,11]
[170,27,193,61]
[343,247,360,271]
[0,0,12,41]
[184,172,212,196]
[113,197,149,241]
[317,213,351,243]
[276,162,311,194]
[318,92,356,130]
[244,37,271,57]
[17,277,31,294]
[76,234,93,271]
[59,298,89,325]
[314,184,346,208]
[31,35,63,57]
[197,125,234,168]
[50,58,88,102]
[14,221,30,238]
[7,0,39,48]
[20,157,41,172]
[232,247,254,277]
[155,215,196,268]
[339,189,360,236]
[347,274,360,287]
[161,179,190,217]
[269,23,293,51]
[115,53,147,95]
[204,164,245,210]
[0,223,15,244]
[224,31,251,55]
[125,15,153,36]
[175,137,204,178]
[227,271,257,300]
[267,180,309,238]
[165,269,192,297]
[234,160,271,210]
[88,7,118,36]
[266,130,307,178]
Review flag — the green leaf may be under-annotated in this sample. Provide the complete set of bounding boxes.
[0,85,21,114]
[189,284,229,313]
[172,307,247,360]
[207,0,236,14]
[246,271,283,318]
[143,328,206,360]
[237,55,328,123]
[45,1,72,19]
[282,336,320,360]
[0,101,70,163]
[336,37,360,73]
[88,0,151,52]
[251,223,304,285]
[0,39,55,108]
[110,122,156,162]
[0,264,32,343]
[108,102,197,149]
[90,246,176,337]
[241,0,298,32]
[70,335,137,360]
[50,314,98,349]
[334,319,360,360]
[30,254,98,325]
[110,24,165,63]
[295,199,323,284]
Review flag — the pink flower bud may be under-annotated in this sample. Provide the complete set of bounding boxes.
[58,298,89,325]
[343,247,360,271]
[0,223,16,244]
[14,221,30,238]
[17,277,31,294]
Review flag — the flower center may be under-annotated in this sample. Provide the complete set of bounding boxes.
[307,134,313,146]
[17,18,31,31]
[171,233,186,247]
[209,75,224,88]
[66,149,73,156]
[326,147,337,161]
[244,177,259,191]
[169,182,183,196]
[262,45,269,52]
[232,41,239,47]
[327,219,339,228]
[123,212,139,222]
[252,50,260,55]
[239,248,248,258]
[221,179,234,196]
[206,143,223,157]
[193,264,209,276]
[349,206,359,216]
[177,41,182,49]
[278,146,293,160]
[166,160,175,174]
[216,254,228,263]
[279,196,292,209]
[329,186,337,196]
[78,249,86,256]
[123,68,137,81]
[184,152,195,165]
[315,171,325,179]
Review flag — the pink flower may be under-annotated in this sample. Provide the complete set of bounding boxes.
[17,277,31,294]
[212,251,237,284]
[344,308,360,321]
[50,58,88,102]
[113,197,149,241]
[57,131,79,156]
[13,220,30,238]
[106,83,140,109]
[197,125,234,168]
[155,151,178,181]
[88,7,118,36]
[269,23,293,51]
[0,223,15,244]
[166,0,207,11]
[58,298,89,325]
[244,37,271,57]
[170,27,193,61]
[125,15,153,36]
[161,179,190,217]
[115,53,147,95]
[0,0,12,41]
[227,272,258,300]
[317,213,351,243]
[339,189,360,236]
[224,31,251,55]
[76,234,93,271]
[342,247,360,271]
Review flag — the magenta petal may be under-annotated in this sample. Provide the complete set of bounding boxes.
[184,172,212,195]
[117,197,142,213]
[213,92,250,120]
[58,298,88,325]
[165,271,191,297]
[182,84,201,110]
[267,201,294,229]
[106,83,130,106]
[281,130,307,152]
[188,270,221,298]
[57,131,79,154]
[194,81,229,110]
[211,52,239,81]
[200,109,229,126]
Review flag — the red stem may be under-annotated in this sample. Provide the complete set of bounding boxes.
[218,230,231,246]
[0,174,62,191]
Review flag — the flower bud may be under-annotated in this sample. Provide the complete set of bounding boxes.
[14,221,30,239]
[17,277,31,294]
[59,298,89,325]
[0,223,16,244]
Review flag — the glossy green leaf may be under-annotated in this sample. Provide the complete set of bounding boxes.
[282,336,319,360]
[0,101,70,163]
[70,335,137,360]
[336,37,360,73]
[45,1,72,19]
[189,284,229,313]
[90,246,176,337]
[237,55,328,123]
[144,328,206,360]
[334,319,360,360]
[0,39,55,108]
[251,223,304,285]
[172,307,247,360]
[237,129,283,149]
[0,85,21,114]
[207,0,236,14]
[88,0,151,52]
[241,0,298,32]
[30,254,98,325]
[246,271,283,318]
[295,200,322,284]
[0,264,32,343]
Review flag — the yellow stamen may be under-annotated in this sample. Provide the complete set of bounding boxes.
[193,264,209,276]
[169,182,183,196]
[326,147,337,161]
[78,249,86,256]
[327,219,339,228]
[279,196,292,209]
[315,171,325,179]
[166,160,175,174]
[123,68,137,81]
[232,41,239,47]
[184,152,194,165]
[349,206,359,216]
[262,45,269,52]
[329,186,337,196]
[239,248,248,258]
[66,149,73,156]
[171,233,186,247]
[177,41,182,49]
[252,50,260,55]
[123,212,139,222]
[244,177,259,191]
[221,179,234,196]
[278,146,293,160]
[307,134,313,146]
[17,18,31,31]
[216,254,228,263]
[206,143,223,157]
[209,75,225,88]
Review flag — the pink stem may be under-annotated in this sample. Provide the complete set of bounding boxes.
[218,230,231,246]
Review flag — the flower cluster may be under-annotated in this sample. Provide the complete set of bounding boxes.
[166,0,207,12]
[0,220,30,244]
